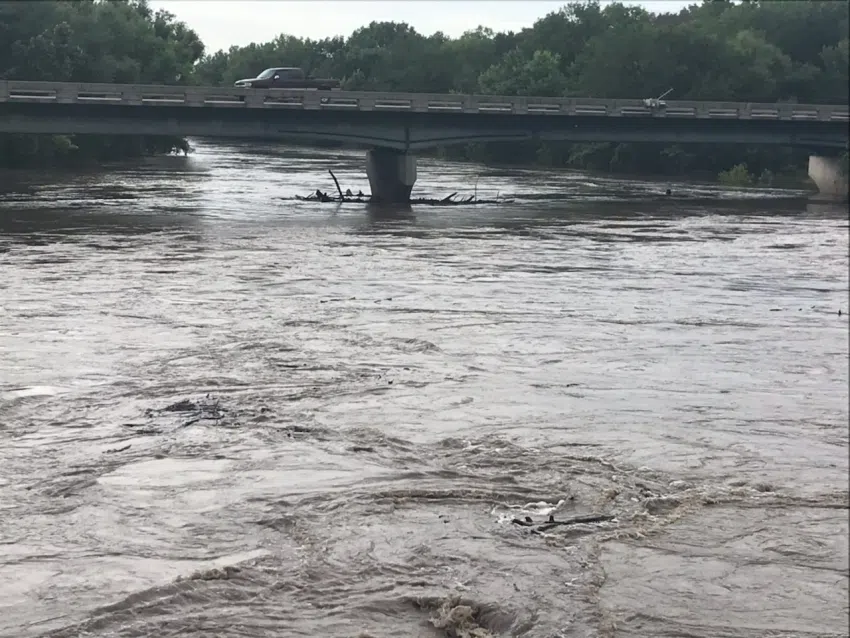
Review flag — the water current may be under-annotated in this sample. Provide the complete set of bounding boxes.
[0,140,848,638]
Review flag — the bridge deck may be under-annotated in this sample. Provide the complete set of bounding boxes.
[0,81,847,122]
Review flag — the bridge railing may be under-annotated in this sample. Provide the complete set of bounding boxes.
[0,81,847,122]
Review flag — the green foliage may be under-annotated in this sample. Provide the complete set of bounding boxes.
[757,169,774,187]
[1,0,847,178]
[191,0,846,181]
[718,163,754,187]
[479,49,567,97]
[0,0,204,168]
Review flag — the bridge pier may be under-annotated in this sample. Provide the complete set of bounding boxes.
[366,149,417,204]
[808,155,848,201]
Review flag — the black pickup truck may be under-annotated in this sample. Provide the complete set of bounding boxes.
[233,67,340,90]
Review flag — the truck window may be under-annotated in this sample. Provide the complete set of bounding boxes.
[257,68,276,80]
[276,68,305,80]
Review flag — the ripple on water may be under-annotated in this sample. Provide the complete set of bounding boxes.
[0,141,847,638]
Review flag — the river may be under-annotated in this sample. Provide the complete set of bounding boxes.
[1,140,847,638]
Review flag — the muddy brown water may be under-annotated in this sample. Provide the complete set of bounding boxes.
[0,140,847,638]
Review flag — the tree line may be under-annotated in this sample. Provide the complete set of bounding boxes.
[1,0,848,182]
[0,0,202,167]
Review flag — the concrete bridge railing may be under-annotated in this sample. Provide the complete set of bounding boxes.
[1,80,848,122]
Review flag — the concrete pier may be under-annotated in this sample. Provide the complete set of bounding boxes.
[366,149,417,203]
[808,155,848,201]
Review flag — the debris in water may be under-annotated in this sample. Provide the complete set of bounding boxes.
[144,395,230,429]
[536,514,615,532]
[512,513,615,533]
[176,565,241,582]
[103,444,131,454]
[428,597,511,638]
[294,190,511,206]
[163,398,197,413]
[291,170,512,206]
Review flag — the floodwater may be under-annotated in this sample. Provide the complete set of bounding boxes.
[0,140,847,638]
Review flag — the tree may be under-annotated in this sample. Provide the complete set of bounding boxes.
[2,0,846,180]
[819,38,850,104]
[0,0,204,167]
[478,49,567,97]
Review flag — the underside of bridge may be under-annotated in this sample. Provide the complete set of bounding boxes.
[0,100,847,202]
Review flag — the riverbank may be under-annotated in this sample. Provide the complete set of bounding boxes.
[425,142,825,191]
[0,131,835,195]
[1,138,822,203]
[423,151,819,193]
[0,134,191,170]
[173,137,823,194]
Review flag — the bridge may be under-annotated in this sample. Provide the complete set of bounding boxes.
[1,81,847,202]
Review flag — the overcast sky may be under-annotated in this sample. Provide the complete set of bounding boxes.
[148,1,694,54]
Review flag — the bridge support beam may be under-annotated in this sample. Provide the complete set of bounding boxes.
[366,149,417,204]
[808,155,848,201]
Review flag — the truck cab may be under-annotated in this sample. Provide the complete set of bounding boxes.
[261,67,305,82]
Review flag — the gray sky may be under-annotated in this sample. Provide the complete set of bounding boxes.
[148,1,694,54]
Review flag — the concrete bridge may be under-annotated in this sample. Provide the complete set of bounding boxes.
[1,81,847,202]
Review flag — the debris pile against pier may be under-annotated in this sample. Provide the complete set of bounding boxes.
[292,170,512,206]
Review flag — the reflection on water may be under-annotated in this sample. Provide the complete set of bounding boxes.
[0,139,847,638]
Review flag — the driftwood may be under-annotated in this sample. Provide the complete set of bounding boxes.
[328,169,344,199]
[511,513,615,533]
[294,189,511,206]
[290,170,513,206]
